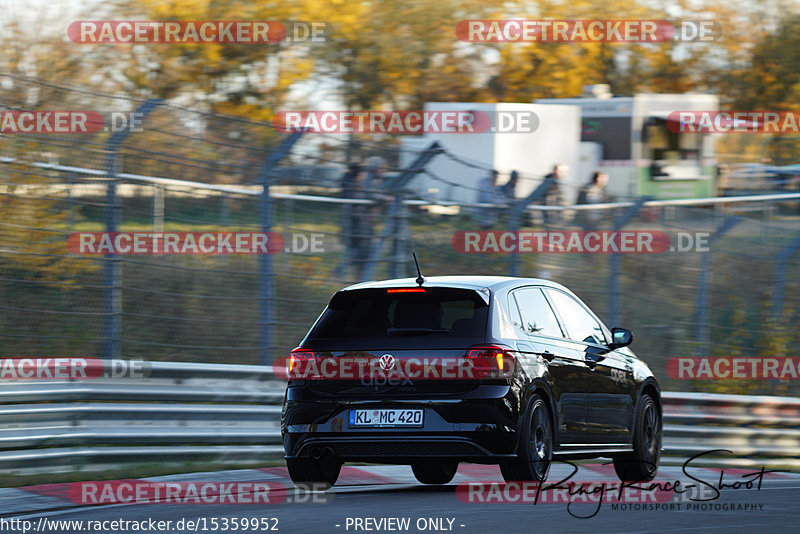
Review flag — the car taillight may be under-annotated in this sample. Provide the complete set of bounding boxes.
[466,345,515,377]
[288,348,316,377]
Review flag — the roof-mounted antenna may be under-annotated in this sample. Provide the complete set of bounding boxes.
[413,252,425,287]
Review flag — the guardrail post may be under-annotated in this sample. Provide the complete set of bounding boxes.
[694,216,741,357]
[258,131,304,366]
[103,99,160,359]
[772,234,800,316]
[607,197,649,326]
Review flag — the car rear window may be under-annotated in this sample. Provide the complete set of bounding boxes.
[304,287,489,349]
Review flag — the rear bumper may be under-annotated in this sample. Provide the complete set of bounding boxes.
[282,384,519,463]
[287,435,517,463]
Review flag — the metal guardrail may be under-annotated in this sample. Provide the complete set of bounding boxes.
[4,157,800,209]
[660,391,800,470]
[0,362,284,474]
[0,362,797,474]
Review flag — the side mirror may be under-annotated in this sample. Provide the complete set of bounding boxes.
[609,327,633,349]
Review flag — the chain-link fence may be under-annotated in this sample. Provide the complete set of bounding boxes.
[2,76,800,395]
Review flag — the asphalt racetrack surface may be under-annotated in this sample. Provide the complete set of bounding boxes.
[8,463,799,534]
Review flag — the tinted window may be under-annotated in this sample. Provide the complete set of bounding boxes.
[545,289,606,345]
[306,287,488,349]
[512,288,563,338]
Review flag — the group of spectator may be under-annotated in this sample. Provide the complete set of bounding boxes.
[476,164,612,229]
[334,159,615,279]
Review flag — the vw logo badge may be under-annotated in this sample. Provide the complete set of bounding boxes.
[379,354,396,371]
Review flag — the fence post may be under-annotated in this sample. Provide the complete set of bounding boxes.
[391,192,409,278]
[508,176,556,277]
[772,234,800,316]
[694,216,741,357]
[153,184,165,233]
[66,171,76,230]
[257,131,304,366]
[761,202,773,240]
[283,198,294,273]
[103,99,160,359]
[362,142,443,281]
[607,197,649,327]
[220,192,230,226]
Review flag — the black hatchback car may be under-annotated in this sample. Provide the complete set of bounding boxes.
[281,276,662,488]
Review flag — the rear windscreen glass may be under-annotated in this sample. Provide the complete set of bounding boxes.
[305,287,489,349]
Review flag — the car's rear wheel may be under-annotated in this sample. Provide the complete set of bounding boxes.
[500,394,552,482]
[613,393,661,482]
[286,458,341,490]
[411,461,458,485]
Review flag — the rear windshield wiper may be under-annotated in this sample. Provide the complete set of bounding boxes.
[386,327,451,336]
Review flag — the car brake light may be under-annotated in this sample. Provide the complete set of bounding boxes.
[289,348,316,376]
[466,345,515,377]
[386,288,426,293]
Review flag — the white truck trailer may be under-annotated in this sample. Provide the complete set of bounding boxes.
[537,90,719,199]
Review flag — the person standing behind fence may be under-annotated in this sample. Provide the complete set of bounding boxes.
[542,163,568,227]
[577,171,611,205]
[353,156,389,279]
[476,169,501,230]
[576,171,612,228]
[334,162,362,278]
[500,170,519,200]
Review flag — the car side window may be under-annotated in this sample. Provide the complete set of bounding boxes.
[507,294,524,331]
[512,288,564,338]
[545,289,606,345]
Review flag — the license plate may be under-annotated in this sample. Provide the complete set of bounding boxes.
[348,409,423,428]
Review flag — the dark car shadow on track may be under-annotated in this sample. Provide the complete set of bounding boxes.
[333,483,458,495]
